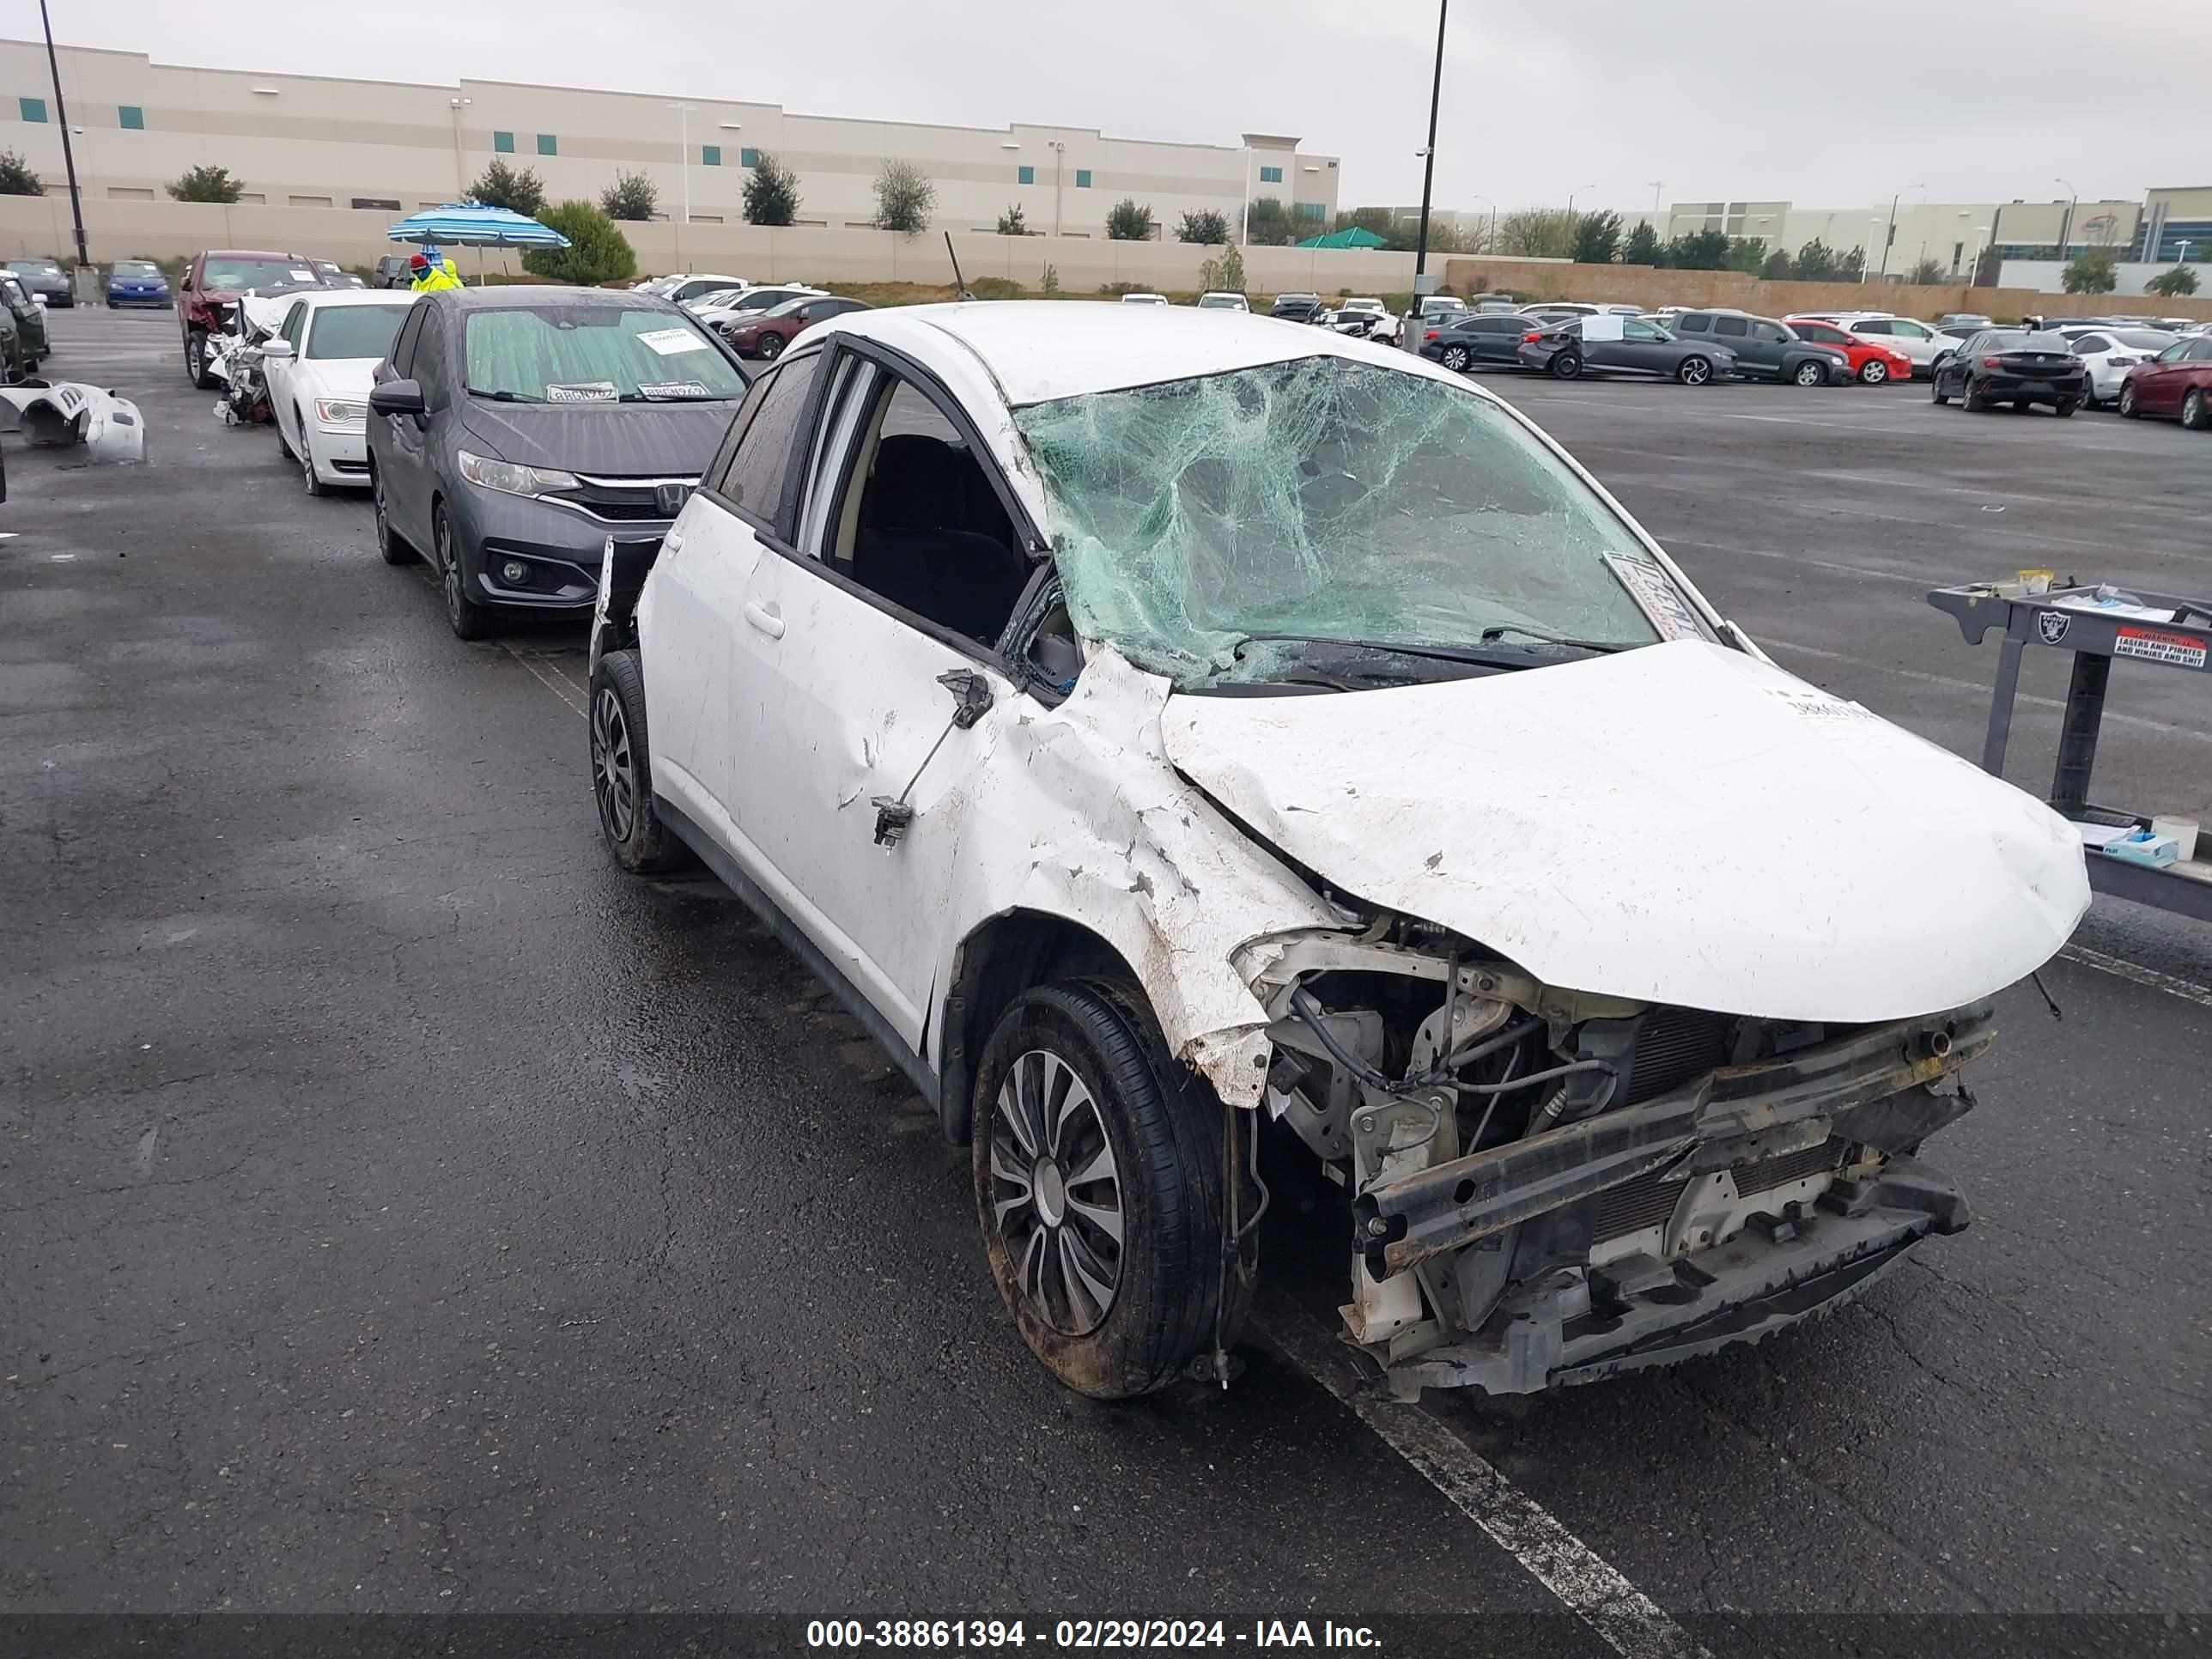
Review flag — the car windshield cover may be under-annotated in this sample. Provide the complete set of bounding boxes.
[1985,331,2072,352]
[204,258,319,291]
[1015,356,1696,689]
[463,307,747,402]
[306,303,412,361]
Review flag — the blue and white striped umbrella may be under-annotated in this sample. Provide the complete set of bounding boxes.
[385,204,570,249]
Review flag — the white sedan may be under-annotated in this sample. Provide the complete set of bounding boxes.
[2055,325,2178,407]
[586,301,2084,1404]
[262,289,416,495]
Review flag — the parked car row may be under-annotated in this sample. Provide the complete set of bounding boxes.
[1419,307,1859,387]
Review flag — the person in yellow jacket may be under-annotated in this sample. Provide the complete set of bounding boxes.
[408,249,463,293]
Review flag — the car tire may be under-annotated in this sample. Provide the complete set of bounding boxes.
[1793,359,1826,387]
[1963,380,1989,412]
[2118,384,2139,418]
[589,649,692,874]
[2184,389,2210,431]
[1439,344,1471,372]
[274,414,295,461]
[1858,359,1889,385]
[1548,352,1583,380]
[435,505,495,641]
[757,332,785,362]
[373,466,418,565]
[2053,399,2077,418]
[297,417,326,495]
[972,978,1251,1401]
[1929,376,1949,405]
[1676,355,1712,386]
[185,328,216,391]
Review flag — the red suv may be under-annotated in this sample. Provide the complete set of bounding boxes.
[1783,317,1915,386]
[178,250,333,388]
[2118,336,2212,428]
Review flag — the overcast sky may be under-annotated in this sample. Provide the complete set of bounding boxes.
[32,0,2209,212]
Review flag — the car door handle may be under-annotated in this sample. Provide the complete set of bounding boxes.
[744,599,785,639]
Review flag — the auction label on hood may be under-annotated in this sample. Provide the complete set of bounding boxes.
[637,327,710,356]
[544,381,618,403]
[1604,555,1706,641]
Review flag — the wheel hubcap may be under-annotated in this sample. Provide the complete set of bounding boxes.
[989,1048,1123,1336]
[592,687,635,841]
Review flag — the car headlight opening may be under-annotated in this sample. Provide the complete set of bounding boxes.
[457,450,580,499]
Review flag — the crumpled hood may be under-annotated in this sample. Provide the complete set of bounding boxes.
[1160,639,2088,1022]
[457,399,736,476]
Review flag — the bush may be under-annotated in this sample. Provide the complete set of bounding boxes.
[1197,242,1246,295]
[1664,228,1731,270]
[2062,250,2118,294]
[1571,210,1622,264]
[872,159,934,235]
[743,154,800,228]
[996,204,1027,237]
[1177,209,1231,245]
[466,159,544,216]
[599,170,658,222]
[1498,210,1577,259]
[1622,221,1663,268]
[0,150,41,197]
[970,276,1024,300]
[1106,198,1155,241]
[2147,264,2200,298]
[1761,248,1794,280]
[520,201,637,286]
[1791,238,1837,281]
[1904,257,1946,285]
[1724,236,1767,276]
[1040,263,1060,295]
[167,165,241,204]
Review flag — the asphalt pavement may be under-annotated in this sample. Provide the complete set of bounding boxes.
[3,311,2205,1653]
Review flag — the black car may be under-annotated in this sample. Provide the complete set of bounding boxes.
[1515,313,1738,384]
[1421,313,1540,371]
[6,257,70,307]
[0,272,47,367]
[1928,330,2087,415]
[368,288,753,641]
[372,256,414,290]
[1671,310,1850,386]
[1269,294,1328,324]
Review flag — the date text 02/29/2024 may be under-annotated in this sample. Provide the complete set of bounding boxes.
[805,1620,1382,1649]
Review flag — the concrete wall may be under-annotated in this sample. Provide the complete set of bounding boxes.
[0,194,1413,295]
[1997,259,2207,301]
[1441,255,2212,325]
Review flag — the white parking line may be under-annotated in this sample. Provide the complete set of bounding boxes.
[2059,945,2212,1010]
[503,642,587,717]
[1263,1311,1712,1659]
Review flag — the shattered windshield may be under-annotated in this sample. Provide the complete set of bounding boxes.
[1014,356,1703,687]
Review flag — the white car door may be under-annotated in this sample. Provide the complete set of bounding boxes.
[716,349,1032,1052]
[265,299,309,451]
[638,349,827,845]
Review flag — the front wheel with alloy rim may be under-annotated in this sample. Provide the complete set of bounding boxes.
[756,332,786,362]
[434,506,495,641]
[2185,389,2211,431]
[1676,355,1712,386]
[973,980,1249,1399]
[2118,383,2139,418]
[185,330,214,391]
[1439,344,1471,372]
[1793,360,1826,387]
[374,468,418,564]
[589,650,691,873]
[296,416,325,495]
[1859,359,1889,385]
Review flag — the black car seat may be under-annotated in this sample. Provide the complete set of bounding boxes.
[853,434,1029,643]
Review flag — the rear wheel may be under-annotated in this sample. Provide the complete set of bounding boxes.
[590,649,692,874]
[2053,398,2077,418]
[1793,359,1826,387]
[973,980,1251,1400]
[435,506,495,641]
[1676,355,1712,386]
[1439,343,1471,372]
[2184,389,2210,431]
[1858,359,1889,385]
[1963,379,1989,412]
[1548,351,1583,380]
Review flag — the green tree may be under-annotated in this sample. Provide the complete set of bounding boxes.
[1838,247,1866,283]
[1791,238,1836,281]
[167,165,242,204]
[2147,264,2200,298]
[995,204,1027,236]
[0,150,42,197]
[1761,248,1793,280]
[599,170,658,222]
[466,159,545,216]
[1177,208,1231,245]
[1724,236,1767,275]
[1198,242,1247,295]
[1904,256,1946,285]
[872,159,935,235]
[520,201,637,286]
[1971,245,2001,287]
[1622,220,1664,268]
[1665,228,1731,270]
[1571,210,1622,264]
[742,154,800,227]
[1105,198,1155,241]
[1244,197,1297,246]
[1039,263,1060,295]
[2062,250,2119,294]
[1498,209,1577,259]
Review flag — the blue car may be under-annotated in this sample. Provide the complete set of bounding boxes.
[105,259,173,308]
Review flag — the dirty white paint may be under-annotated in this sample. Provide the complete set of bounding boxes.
[1162,638,2090,1024]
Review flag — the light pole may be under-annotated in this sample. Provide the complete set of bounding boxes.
[1048,140,1066,239]
[2054,176,2076,261]
[1566,181,1596,218]
[448,97,471,198]
[36,0,87,273]
[1410,0,1449,300]
[1863,217,1883,283]
[1646,179,1663,220]
[1877,182,1923,281]
[1967,223,1989,288]
[669,102,696,268]
[1239,144,1251,250]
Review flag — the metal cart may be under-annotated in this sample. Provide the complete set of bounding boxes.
[1929,580,2212,923]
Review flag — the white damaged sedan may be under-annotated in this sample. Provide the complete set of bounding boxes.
[587,302,2087,1401]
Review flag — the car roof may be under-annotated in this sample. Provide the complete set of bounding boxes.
[817,300,1453,407]
[435,285,673,313]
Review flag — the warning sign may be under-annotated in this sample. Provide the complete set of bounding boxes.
[2113,626,2208,671]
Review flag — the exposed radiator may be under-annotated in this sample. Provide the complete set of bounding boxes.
[1591,1139,1846,1243]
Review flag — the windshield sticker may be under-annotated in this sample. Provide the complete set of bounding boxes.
[1604,556,1705,641]
[545,381,619,404]
[637,327,710,356]
[637,380,712,400]
[289,269,315,283]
